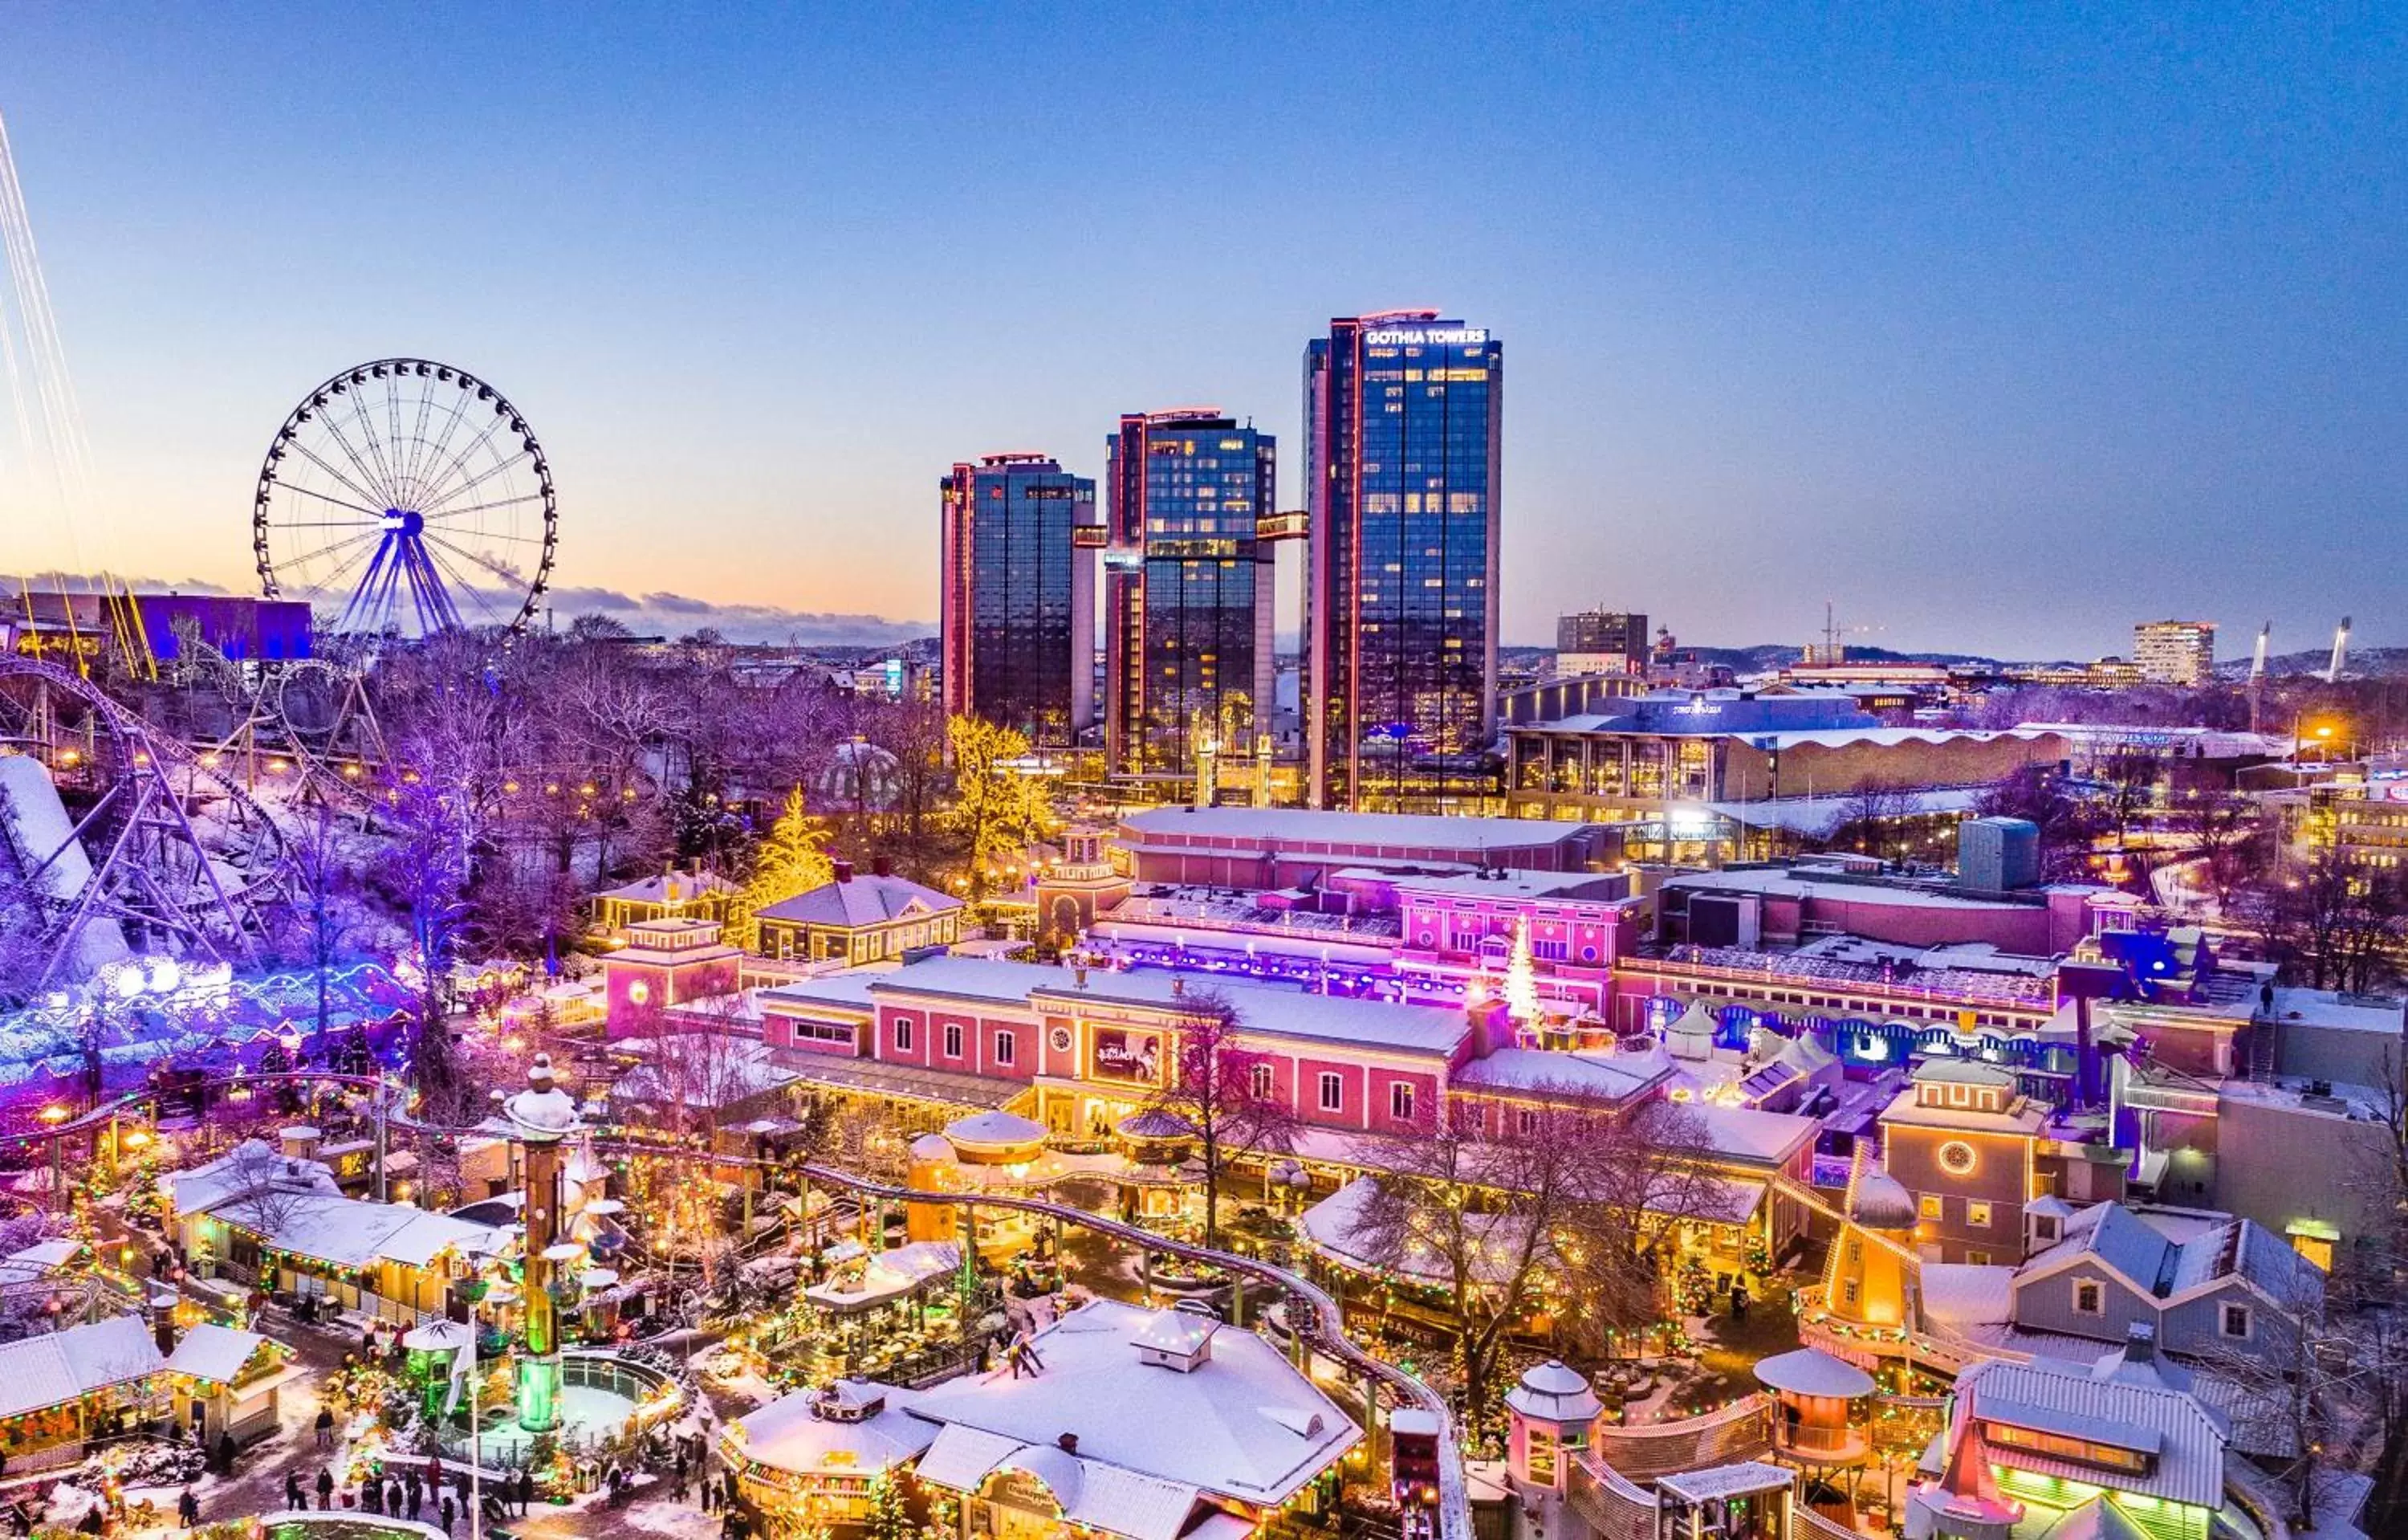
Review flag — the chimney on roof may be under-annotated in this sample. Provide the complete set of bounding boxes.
[832,859,854,884]
[2125,1322,2156,1363]
[872,855,894,878]
[1170,976,1185,996]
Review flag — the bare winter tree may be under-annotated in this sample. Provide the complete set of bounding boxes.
[2172,790,2270,911]
[1139,989,1297,1250]
[1344,1085,1717,1436]
[2339,1044,2408,1533]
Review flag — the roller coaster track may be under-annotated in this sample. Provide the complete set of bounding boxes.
[28,1072,1474,1540]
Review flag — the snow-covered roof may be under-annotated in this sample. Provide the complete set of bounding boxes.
[1954,1355,2227,1509]
[1452,1045,1672,1102]
[758,873,964,930]
[1031,974,1472,1057]
[1119,805,1588,854]
[1385,869,1629,902]
[1503,1360,1601,1424]
[0,1239,83,1282]
[165,1324,269,1384]
[1753,1347,1874,1399]
[944,1110,1048,1149]
[209,1192,498,1271]
[593,870,734,906]
[728,1380,938,1477]
[170,1139,341,1218]
[901,1298,1358,1513]
[1689,1102,1820,1167]
[0,1316,164,1420]
[1918,1264,2016,1330]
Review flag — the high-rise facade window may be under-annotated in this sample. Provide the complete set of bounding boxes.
[939,454,1100,746]
[1104,411,1276,777]
[1304,312,1502,810]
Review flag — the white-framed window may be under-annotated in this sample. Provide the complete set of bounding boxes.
[893,1018,913,1053]
[1517,1106,1540,1138]
[1250,1063,1275,1100]
[2074,1278,2105,1316]
[1918,1194,1944,1222]
[1390,1083,1415,1123]
[943,1022,963,1059]
[1318,1073,1344,1112]
[1967,1202,1994,1228]
[994,1032,1015,1067]
[2035,1215,2062,1244]
[1966,1249,1992,1266]
[2221,1302,2253,1339]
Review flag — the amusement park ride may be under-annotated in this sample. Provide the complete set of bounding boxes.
[0,351,566,1015]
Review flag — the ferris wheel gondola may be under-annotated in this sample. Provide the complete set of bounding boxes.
[252,358,558,642]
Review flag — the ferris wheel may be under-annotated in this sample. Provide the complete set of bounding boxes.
[252,357,558,641]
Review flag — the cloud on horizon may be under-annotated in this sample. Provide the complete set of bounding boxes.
[7,573,933,649]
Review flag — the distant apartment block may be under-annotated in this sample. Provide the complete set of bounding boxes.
[2133,620,2215,685]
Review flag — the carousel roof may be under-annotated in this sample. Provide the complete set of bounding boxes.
[1115,1109,1192,1141]
[727,1379,938,1477]
[944,1110,1048,1150]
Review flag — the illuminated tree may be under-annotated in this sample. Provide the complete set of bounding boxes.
[1503,917,1540,1028]
[865,1469,914,1540]
[946,716,1044,902]
[730,786,833,951]
[1345,1091,1716,1440]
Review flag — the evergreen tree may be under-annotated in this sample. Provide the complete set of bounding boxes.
[1503,915,1540,1028]
[865,1469,913,1540]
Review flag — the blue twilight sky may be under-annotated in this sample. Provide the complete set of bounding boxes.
[0,3,2402,658]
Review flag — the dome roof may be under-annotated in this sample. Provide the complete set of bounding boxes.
[944,1110,1048,1152]
[1503,1359,1602,1425]
[1116,1108,1192,1142]
[1849,1168,1919,1231]
[909,1132,958,1163]
[991,1444,1084,1510]
[1754,1347,1875,1399]
[503,1054,582,1139]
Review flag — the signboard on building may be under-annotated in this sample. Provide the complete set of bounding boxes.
[1090,1028,1163,1085]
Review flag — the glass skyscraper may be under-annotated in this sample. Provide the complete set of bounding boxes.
[1104,410,1276,779]
[939,454,1100,746]
[1304,312,1503,809]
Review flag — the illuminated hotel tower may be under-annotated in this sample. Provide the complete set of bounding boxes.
[1103,410,1277,780]
[1304,312,1503,810]
[939,454,1101,747]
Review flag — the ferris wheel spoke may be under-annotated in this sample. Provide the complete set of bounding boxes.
[416,536,512,628]
[414,414,514,511]
[281,438,389,514]
[420,491,546,524]
[417,451,523,517]
[279,526,383,576]
[308,532,389,607]
[316,397,400,511]
[339,382,405,510]
[381,373,413,506]
[405,385,478,512]
[271,483,386,520]
[399,380,441,507]
[421,528,531,592]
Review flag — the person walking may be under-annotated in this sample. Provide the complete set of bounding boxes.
[520,1465,536,1516]
[216,1432,237,1479]
[315,1468,334,1510]
[364,1480,383,1516]
[285,1473,304,1512]
[384,1481,401,1519]
[314,1407,335,1451]
[440,1494,456,1535]
[176,1488,199,1530]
